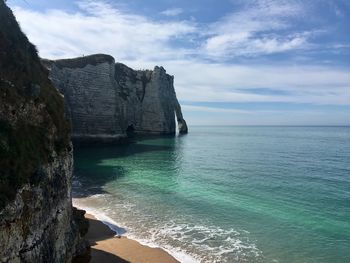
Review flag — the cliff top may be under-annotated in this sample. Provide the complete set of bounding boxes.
[43,54,115,69]
[43,54,168,76]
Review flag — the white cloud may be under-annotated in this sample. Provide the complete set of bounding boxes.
[138,60,350,105]
[160,8,183,17]
[128,58,350,106]
[12,0,316,61]
[9,0,350,110]
[203,33,308,57]
[13,1,196,60]
[202,0,311,58]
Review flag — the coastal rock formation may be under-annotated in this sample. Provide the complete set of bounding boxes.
[115,62,188,135]
[0,154,88,262]
[0,1,88,262]
[43,54,188,143]
[42,55,126,144]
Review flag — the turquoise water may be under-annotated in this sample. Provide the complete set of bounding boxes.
[73,126,350,263]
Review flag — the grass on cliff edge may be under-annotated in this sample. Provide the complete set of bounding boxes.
[0,0,71,210]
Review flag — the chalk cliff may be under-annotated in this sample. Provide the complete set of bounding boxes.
[43,54,188,144]
[0,1,88,262]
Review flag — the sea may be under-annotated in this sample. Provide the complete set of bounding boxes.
[72,126,350,263]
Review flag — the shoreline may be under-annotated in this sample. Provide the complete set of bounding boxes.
[80,212,180,263]
[73,200,197,263]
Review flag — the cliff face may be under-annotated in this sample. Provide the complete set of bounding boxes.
[0,1,87,262]
[0,154,88,262]
[42,55,126,144]
[43,54,188,144]
[115,62,188,135]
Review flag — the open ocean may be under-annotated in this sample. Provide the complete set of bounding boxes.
[73,126,350,263]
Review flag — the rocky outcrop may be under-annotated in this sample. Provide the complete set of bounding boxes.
[0,1,88,262]
[0,153,88,262]
[114,62,188,135]
[43,54,188,144]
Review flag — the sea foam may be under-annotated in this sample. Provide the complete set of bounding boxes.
[73,199,199,263]
[73,196,261,263]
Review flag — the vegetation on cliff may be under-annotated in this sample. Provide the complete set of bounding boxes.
[0,0,70,209]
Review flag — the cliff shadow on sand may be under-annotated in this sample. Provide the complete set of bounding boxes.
[73,216,129,263]
[74,214,179,263]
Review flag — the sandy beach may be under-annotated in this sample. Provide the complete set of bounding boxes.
[76,213,179,263]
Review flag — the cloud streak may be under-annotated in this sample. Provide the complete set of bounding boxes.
[202,0,313,58]
[160,8,183,17]
[152,60,350,105]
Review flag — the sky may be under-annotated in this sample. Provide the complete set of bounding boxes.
[7,0,350,125]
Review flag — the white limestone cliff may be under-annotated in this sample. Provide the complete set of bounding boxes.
[43,54,188,144]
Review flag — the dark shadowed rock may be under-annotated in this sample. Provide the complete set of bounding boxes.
[0,1,88,262]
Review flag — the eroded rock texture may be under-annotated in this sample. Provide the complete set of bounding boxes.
[0,153,88,263]
[0,1,88,262]
[43,54,188,144]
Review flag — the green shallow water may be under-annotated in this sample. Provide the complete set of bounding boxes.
[73,126,350,263]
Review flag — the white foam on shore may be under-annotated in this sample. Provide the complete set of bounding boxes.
[73,199,199,263]
[73,193,262,263]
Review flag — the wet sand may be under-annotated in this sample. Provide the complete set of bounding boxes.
[82,214,179,263]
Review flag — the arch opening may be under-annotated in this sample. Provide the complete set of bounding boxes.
[126,124,135,137]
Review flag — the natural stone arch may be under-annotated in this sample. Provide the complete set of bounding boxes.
[174,100,188,134]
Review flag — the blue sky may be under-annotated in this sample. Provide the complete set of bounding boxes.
[8,0,350,125]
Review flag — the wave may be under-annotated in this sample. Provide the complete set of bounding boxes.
[73,199,198,263]
[73,195,262,263]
